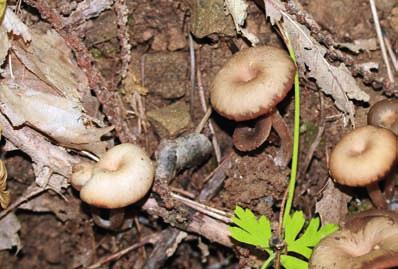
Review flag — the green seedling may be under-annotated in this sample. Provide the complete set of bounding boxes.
[229,207,338,269]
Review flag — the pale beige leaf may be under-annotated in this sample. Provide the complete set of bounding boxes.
[2,7,31,42]
[12,29,88,102]
[0,84,113,155]
[0,213,21,251]
[224,0,259,45]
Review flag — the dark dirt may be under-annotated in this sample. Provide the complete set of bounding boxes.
[1,0,398,268]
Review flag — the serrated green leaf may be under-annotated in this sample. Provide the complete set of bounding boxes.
[280,254,308,269]
[229,206,272,251]
[283,212,339,261]
[284,211,305,244]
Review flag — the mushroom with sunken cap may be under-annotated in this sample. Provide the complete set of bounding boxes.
[70,143,154,229]
[368,99,398,135]
[368,98,398,201]
[210,46,296,167]
[310,209,398,269]
[329,125,397,209]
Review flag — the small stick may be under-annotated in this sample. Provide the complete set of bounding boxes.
[384,34,398,72]
[195,107,212,133]
[87,233,160,269]
[0,184,47,220]
[189,33,196,116]
[369,0,394,82]
[171,192,232,223]
[196,50,222,163]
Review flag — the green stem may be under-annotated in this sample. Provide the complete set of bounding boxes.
[261,253,276,269]
[282,38,300,226]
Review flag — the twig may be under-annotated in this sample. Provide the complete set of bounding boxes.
[369,0,394,82]
[114,0,131,83]
[171,192,232,223]
[87,233,160,269]
[384,34,398,72]
[0,184,47,220]
[195,107,212,133]
[189,33,196,116]
[196,49,222,163]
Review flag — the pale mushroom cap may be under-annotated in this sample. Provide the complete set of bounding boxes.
[310,215,398,269]
[210,46,296,121]
[329,126,397,187]
[76,143,154,209]
[368,99,398,135]
[70,162,94,191]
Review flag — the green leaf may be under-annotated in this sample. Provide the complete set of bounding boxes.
[280,254,308,269]
[284,211,339,259]
[229,206,272,251]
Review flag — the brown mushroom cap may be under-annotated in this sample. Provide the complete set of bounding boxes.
[368,99,398,135]
[329,126,397,187]
[210,46,296,121]
[70,143,154,209]
[310,211,398,269]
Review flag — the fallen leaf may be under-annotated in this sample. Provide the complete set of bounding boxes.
[12,29,89,102]
[2,7,31,42]
[0,84,113,155]
[315,178,351,225]
[224,0,259,45]
[0,160,9,209]
[265,0,369,124]
[0,27,10,71]
[0,213,21,251]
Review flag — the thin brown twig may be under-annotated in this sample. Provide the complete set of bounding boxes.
[369,0,394,82]
[195,48,222,163]
[87,233,160,269]
[195,107,212,133]
[384,34,398,72]
[0,184,47,220]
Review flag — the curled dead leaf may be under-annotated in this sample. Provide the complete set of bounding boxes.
[0,160,9,209]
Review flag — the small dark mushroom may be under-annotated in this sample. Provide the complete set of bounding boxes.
[210,46,296,167]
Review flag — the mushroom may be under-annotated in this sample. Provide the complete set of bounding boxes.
[210,46,296,167]
[329,126,397,209]
[310,210,398,269]
[70,143,154,230]
[368,99,398,201]
[368,99,398,135]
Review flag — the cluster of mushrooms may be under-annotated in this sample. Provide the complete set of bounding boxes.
[210,46,296,167]
[309,99,398,268]
[329,99,398,210]
[70,143,154,230]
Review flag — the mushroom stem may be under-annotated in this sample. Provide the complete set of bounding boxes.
[383,167,397,202]
[91,207,126,230]
[271,110,292,167]
[366,182,388,209]
[232,115,273,151]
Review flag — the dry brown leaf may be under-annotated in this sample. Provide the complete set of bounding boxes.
[315,178,351,225]
[12,29,88,102]
[337,38,378,54]
[0,84,113,155]
[265,0,369,124]
[0,213,21,251]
